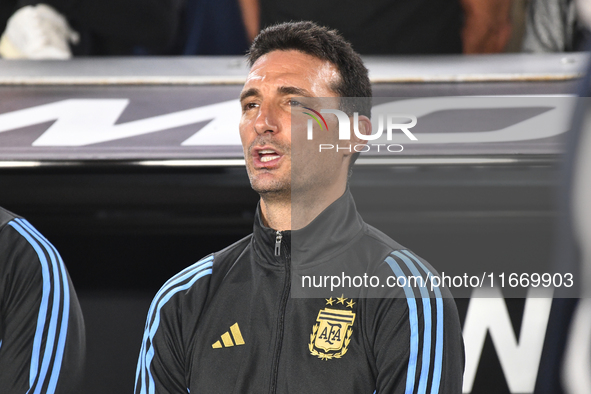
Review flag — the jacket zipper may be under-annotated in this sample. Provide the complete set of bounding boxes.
[274,231,282,257]
[269,230,290,394]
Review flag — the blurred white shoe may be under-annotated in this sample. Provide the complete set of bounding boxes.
[0,4,79,60]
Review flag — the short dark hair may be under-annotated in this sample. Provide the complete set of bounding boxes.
[247,21,372,173]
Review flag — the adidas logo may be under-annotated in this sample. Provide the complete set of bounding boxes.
[212,323,245,348]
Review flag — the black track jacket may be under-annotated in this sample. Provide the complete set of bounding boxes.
[0,207,85,393]
[135,190,464,393]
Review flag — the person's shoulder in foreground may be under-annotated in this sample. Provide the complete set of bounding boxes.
[135,20,464,394]
[0,206,85,393]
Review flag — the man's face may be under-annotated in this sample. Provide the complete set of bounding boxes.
[239,50,342,198]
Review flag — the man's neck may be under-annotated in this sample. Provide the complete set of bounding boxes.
[260,182,346,231]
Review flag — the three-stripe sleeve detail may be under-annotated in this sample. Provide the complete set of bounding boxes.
[401,250,444,394]
[384,256,419,394]
[384,250,444,394]
[8,218,70,394]
[394,251,432,394]
[135,256,213,394]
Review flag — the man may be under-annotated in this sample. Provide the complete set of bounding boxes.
[135,21,464,393]
[0,206,85,393]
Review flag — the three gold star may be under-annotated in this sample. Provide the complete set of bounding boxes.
[326,295,355,308]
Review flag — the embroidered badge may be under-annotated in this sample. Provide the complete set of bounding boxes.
[308,295,356,360]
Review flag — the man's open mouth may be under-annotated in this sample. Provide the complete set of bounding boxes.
[258,149,281,163]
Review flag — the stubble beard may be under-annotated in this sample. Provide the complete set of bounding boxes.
[249,170,291,202]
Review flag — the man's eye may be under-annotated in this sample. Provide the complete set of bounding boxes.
[243,102,258,110]
[289,99,302,107]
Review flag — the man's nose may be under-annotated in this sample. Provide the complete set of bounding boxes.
[254,102,280,135]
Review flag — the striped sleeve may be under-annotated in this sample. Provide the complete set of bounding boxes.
[0,218,85,393]
[135,255,213,394]
[369,250,464,394]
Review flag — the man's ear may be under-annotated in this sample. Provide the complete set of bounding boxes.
[351,115,372,146]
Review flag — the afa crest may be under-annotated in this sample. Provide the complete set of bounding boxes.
[309,295,356,360]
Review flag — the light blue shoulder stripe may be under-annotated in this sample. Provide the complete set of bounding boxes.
[402,250,444,394]
[8,219,68,394]
[136,257,212,393]
[8,221,52,390]
[145,268,212,394]
[135,257,213,394]
[393,251,432,394]
[135,256,213,391]
[143,256,214,335]
[17,218,71,394]
[16,219,63,394]
[384,256,418,394]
